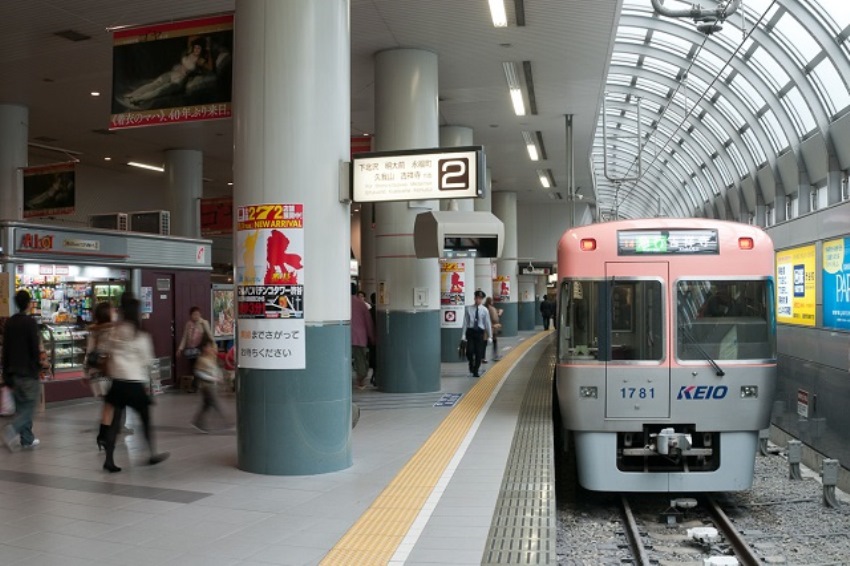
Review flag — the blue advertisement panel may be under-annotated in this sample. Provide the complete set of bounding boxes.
[822,237,850,330]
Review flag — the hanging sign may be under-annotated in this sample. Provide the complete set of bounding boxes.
[110,14,233,129]
[236,203,305,369]
[23,162,76,219]
[200,196,233,236]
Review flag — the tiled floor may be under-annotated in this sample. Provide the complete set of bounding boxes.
[0,331,543,565]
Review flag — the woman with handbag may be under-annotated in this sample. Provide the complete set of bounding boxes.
[85,302,115,450]
[177,306,214,392]
[101,296,169,473]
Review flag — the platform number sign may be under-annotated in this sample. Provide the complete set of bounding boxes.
[438,157,470,191]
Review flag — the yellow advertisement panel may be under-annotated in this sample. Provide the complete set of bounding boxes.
[776,244,816,326]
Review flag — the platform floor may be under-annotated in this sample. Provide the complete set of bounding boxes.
[0,330,554,566]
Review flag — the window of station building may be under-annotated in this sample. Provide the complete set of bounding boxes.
[811,57,850,117]
[715,96,748,132]
[636,76,669,99]
[643,56,680,77]
[775,11,823,67]
[805,0,850,41]
[617,25,649,44]
[650,30,692,58]
[750,46,790,92]
[782,86,818,136]
[611,53,639,67]
[701,112,727,146]
[727,142,749,177]
[713,154,734,186]
[730,74,767,115]
[758,109,790,153]
[741,127,767,167]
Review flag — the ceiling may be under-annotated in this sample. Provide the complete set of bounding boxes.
[0,0,622,210]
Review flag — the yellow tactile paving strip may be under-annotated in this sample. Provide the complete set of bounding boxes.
[320,330,552,565]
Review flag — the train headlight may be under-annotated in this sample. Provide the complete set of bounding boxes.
[740,385,759,398]
[579,386,598,399]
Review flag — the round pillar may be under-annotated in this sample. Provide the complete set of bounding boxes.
[233,0,351,475]
[474,168,493,297]
[165,149,202,238]
[0,104,28,221]
[373,49,441,393]
[438,126,476,361]
[517,275,536,330]
[493,191,518,336]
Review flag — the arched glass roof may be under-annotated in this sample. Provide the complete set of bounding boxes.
[591,0,850,221]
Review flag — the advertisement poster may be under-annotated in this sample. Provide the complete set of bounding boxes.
[23,162,76,219]
[440,261,465,328]
[776,244,816,326]
[140,286,153,314]
[111,14,233,129]
[823,237,850,330]
[201,196,233,236]
[494,275,511,302]
[212,285,235,338]
[0,273,10,317]
[236,203,305,369]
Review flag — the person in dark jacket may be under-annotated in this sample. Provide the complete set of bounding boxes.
[2,290,43,451]
[540,296,556,330]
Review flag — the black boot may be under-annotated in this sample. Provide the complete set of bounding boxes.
[96,424,108,451]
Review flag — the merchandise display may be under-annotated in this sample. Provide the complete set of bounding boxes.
[40,323,88,377]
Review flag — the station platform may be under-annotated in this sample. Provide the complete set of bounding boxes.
[0,330,556,566]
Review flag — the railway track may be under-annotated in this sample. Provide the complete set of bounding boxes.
[619,494,762,565]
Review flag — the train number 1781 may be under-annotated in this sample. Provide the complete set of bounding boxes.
[620,387,655,399]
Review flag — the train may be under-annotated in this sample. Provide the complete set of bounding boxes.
[554,218,776,491]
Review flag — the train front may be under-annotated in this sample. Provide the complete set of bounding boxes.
[554,219,776,492]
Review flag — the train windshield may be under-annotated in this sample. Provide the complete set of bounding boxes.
[676,279,775,361]
[558,279,664,362]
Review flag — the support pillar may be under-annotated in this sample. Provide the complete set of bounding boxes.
[165,149,202,238]
[517,275,535,330]
[233,0,351,475]
[474,168,493,297]
[374,49,440,393]
[439,126,475,361]
[0,104,28,221]
[493,191,518,337]
[359,203,376,297]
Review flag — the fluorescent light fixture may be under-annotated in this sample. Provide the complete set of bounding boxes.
[103,157,111,161]
[90,91,101,97]
[537,168,553,189]
[522,131,539,161]
[488,0,508,27]
[127,161,164,172]
[502,62,526,116]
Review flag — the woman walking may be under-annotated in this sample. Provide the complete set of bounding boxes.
[190,334,231,432]
[101,296,169,473]
[85,302,115,450]
[178,306,214,392]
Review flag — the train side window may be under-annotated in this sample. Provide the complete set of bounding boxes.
[559,279,601,363]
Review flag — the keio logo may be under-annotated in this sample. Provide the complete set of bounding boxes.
[677,385,728,400]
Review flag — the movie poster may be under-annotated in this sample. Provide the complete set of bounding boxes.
[440,261,465,329]
[23,162,75,218]
[111,14,233,129]
[236,204,305,369]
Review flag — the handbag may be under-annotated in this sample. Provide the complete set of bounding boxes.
[89,376,111,397]
[457,340,467,359]
[183,347,200,359]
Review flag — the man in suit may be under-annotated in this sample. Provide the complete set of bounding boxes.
[461,290,492,378]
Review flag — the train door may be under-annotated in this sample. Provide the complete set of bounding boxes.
[602,262,669,419]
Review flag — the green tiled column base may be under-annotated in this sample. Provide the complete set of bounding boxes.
[441,327,464,362]
[378,310,441,393]
[498,301,518,337]
[518,301,535,330]
[237,323,352,475]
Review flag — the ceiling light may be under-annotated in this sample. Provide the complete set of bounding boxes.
[227,182,233,186]
[522,131,539,161]
[488,0,508,27]
[537,168,554,189]
[127,161,164,172]
[502,62,526,116]
[90,91,101,97]
[103,157,111,161]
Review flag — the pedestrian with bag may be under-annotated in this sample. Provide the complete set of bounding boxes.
[190,334,232,432]
[85,301,118,451]
[540,295,556,330]
[2,290,45,451]
[484,296,503,361]
[101,296,169,473]
[460,290,492,378]
[177,306,214,392]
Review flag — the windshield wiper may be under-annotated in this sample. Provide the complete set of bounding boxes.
[679,324,725,377]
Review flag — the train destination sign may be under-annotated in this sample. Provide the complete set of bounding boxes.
[618,229,719,256]
[351,146,484,203]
